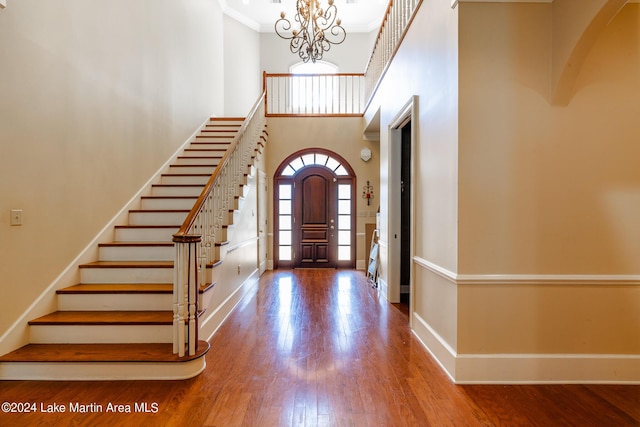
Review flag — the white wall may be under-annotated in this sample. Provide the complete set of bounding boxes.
[224,15,262,116]
[0,0,225,340]
[261,31,375,73]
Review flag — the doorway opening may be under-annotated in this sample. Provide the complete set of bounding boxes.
[388,96,416,323]
[400,120,412,309]
[274,148,356,269]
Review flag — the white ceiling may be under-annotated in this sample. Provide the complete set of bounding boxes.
[221,0,390,33]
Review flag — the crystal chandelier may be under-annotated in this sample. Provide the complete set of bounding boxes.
[275,0,347,63]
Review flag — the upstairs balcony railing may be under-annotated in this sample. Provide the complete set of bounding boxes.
[365,0,423,104]
[264,0,423,116]
[263,72,365,116]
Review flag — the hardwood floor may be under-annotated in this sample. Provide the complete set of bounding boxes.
[0,269,638,426]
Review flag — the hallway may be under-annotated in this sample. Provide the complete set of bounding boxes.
[0,269,638,426]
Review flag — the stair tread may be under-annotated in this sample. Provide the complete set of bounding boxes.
[178,155,223,159]
[0,341,209,363]
[162,173,212,176]
[29,310,173,325]
[169,162,219,164]
[58,284,173,294]
[184,148,227,151]
[141,195,198,199]
[128,209,190,213]
[80,261,173,268]
[99,241,173,247]
[115,225,180,228]
[152,184,205,187]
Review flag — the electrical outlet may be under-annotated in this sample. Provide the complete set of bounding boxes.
[10,209,23,226]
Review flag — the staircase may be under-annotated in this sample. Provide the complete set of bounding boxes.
[0,118,250,380]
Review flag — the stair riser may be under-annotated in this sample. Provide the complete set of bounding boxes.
[161,175,211,185]
[168,165,217,175]
[205,131,241,136]
[30,325,172,344]
[206,122,242,128]
[151,186,204,197]
[183,149,227,156]
[80,267,173,284]
[188,142,231,150]
[174,157,221,166]
[200,127,238,133]
[99,246,174,261]
[141,198,197,210]
[0,359,206,381]
[129,211,188,225]
[115,227,178,242]
[194,137,236,144]
[58,294,172,311]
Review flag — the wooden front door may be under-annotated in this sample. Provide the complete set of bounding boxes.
[294,167,336,268]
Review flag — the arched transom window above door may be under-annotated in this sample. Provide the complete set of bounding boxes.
[275,148,355,269]
[279,152,350,177]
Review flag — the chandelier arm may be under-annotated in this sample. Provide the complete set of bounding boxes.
[276,0,346,63]
[275,17,294,40]
[314,4,338,31]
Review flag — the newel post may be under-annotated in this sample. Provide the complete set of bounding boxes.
[172,234,201,357]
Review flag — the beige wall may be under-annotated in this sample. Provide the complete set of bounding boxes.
[459,2,640,275]
[457,2,640,359]
[364,0,639,380]
[0,0,225,337]
[366,0,459,346]
[264,117,380,267]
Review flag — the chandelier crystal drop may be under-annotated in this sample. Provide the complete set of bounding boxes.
[275,0,347,63]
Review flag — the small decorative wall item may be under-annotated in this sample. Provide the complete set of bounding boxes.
[362,181,374,206]
[360,147,372,162]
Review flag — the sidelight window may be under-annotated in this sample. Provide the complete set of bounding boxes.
[337,184,352,261]
[278,184,293,261]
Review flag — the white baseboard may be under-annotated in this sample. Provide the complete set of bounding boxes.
[412,312,457,381]
[411,312,640,384]
[455,353,640,384]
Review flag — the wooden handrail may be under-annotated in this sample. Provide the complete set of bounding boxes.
[173,92,266,239]
[265,72,365,78]
[364,0,394,76]
[172,92,266,357]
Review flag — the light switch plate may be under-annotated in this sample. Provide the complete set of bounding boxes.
[10,209,22,226]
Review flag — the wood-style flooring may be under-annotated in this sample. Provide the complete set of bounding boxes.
[0,269,638,426]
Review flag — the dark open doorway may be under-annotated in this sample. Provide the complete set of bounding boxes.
[399,120,412,310]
